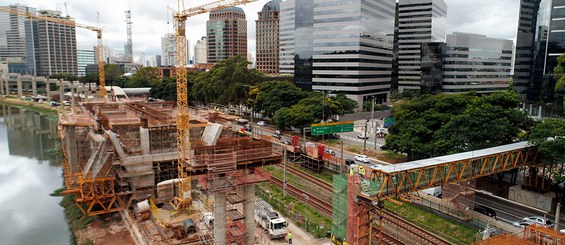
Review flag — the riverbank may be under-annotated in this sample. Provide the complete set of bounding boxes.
[0,96,58,120]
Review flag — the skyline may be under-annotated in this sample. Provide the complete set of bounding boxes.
[7,0,519,63]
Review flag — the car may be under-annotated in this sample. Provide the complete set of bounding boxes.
[329,133,341,139]
[243,124,252,132]
[325,149,336,156]
[357,133,369,139]
[285,126,298,131]
[473,205,496,218]
[372,164,383,168]
[345,159,355,166]
[354,155,370,163]
[272,133,282,139]
[257,121,266,126]
[512,216,553,228]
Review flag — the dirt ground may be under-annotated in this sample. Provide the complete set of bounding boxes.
[255,215,331,245]
[75,217,134,245]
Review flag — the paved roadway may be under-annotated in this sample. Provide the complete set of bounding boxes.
[475,191,565,229]
[246,121,390,168]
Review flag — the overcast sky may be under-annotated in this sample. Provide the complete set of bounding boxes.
[10,0,520,63]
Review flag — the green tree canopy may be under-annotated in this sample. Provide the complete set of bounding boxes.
[272,92,357,130]
[247,81,306,117]
[126,67,160,88]
[385,92,532,160]
[192,56,264,105]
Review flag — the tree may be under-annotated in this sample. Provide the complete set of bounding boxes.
[384,92,531,161]
[529,119,565,200]
[247,81,306,118]
[126,67,160,88]
[150,76,177,101]
[272,92,357,130]
[191,56,264,105]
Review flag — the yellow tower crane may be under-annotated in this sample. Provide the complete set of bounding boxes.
[169,0,257,210]
[0,7,106,97]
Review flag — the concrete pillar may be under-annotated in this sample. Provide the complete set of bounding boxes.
[244,184,256,245]
[0,75,4,95]
[32,77,37,97]
[45,80,51,98]
[140,127,150,154]
[17,76,22,97]
[214,192,227,245]
[59,81,64,103]
[5,75,10,95]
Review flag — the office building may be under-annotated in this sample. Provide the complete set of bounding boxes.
[279,0,314,90]
[207,7,247,64]
[514,0,565,107]
[443,32,513,93]
[194,37,208,64]
[256,0,281,74]
[77,49,95,76]
[420,42,445,94]
[161,33,189,67]
[397,0,447,92]
[35,10,78,76]
[311,0,396,106]
[0,4,37,75]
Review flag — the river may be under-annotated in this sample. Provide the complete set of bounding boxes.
[0,105,71,245]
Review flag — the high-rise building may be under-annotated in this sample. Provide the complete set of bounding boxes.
[194,36,208,64]
[77,49,95,76]
[420,42,445,94]
[397,0,447,93]
[207,7,247,64]
[279,0,314,90]
[155,55,162,67]
[161,33,189,67]
[311,0,396,106]
[94,45,114,64]
[256,0,281,74]
[443,33,513,94]
[514,0,564,107]
[0,4,38,75]
[35,10,78,76]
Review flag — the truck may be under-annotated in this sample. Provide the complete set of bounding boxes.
[255,199,288,239]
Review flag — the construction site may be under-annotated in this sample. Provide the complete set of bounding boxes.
[58,99,284,244]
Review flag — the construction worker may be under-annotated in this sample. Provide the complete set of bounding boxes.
[286,230,293,244]
[359,165,365,178]
[349,166,354,175]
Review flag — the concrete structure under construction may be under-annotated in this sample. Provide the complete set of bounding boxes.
[57,98,283,244]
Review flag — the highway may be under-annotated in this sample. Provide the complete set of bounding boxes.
[245,121,390,168]
[475,191,565,229]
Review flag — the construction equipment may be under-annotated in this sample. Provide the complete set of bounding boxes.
[169,0,258,210]
[0,6,106,97]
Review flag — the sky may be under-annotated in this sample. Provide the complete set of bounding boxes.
[8,0,520,63]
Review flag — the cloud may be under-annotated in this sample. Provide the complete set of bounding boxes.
[11,0,520,62]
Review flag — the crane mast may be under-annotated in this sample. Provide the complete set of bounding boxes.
[0,7,106,97]
[170,0,257,210]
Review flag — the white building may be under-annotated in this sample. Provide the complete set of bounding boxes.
[77,49,95,76]
[194,36,208,64]
[161,33,190,67]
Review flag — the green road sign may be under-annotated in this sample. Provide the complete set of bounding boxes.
[311,121,354,135]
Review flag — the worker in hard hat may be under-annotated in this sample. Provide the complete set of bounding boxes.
[286,230,293,244]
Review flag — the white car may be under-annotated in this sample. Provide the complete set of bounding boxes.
[325,149,336,156]
[512,216,553,228]
[354,155,370,163]
[257,121,266,126]
[357,133,369,139]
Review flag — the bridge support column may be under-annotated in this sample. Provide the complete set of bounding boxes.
[244,184,256,245]
[214,192,227,245]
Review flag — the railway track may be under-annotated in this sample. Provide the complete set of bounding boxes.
[268,165,452,245]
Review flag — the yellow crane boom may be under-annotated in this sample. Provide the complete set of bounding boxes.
[0,7,106,97]
[169,0,257,210]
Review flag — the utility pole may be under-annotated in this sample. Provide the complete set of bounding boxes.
[363,120,368,151]
[371,96,377,150]
[283,147,287,197]
[555,202,561,231]
[340,141,344,174]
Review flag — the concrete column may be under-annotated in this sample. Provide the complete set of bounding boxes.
[45,80,51,98]
[214,192,227,245]
[59,81,64,103]
[5,75,10,95]
[17,76,22,97]
[244,184,256,245]
[32,77,37,97]
[0,76,4,95]
[140,127,150,154]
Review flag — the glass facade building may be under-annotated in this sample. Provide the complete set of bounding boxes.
[77,49,95,76]
[0,4,37,75]
[443,33,513,93]
[420,42,444,94]
[207,7,247,64]
[514,0,565,107]
[397,0,447,93]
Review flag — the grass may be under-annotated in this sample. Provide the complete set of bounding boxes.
[0,97,59,121]
[384,200,479,245]
[52,188,99,232]
[257,183,332,238]
[264,165,332,201]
